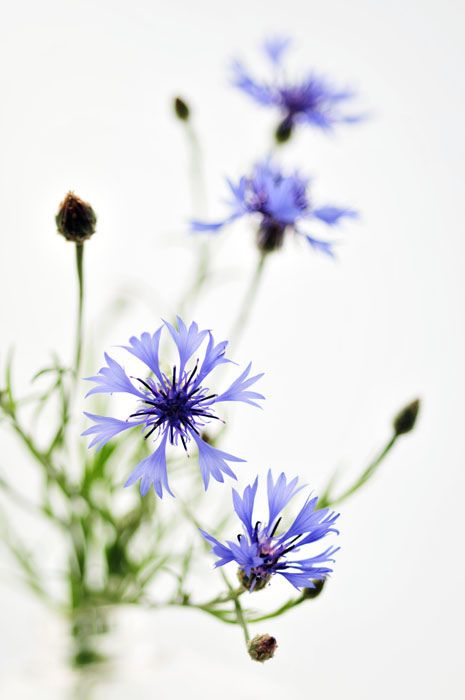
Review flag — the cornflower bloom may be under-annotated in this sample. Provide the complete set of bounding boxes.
[232,36,362,141]
[82,318,264,497]
[201,471,340,591]
[191,160,356,254]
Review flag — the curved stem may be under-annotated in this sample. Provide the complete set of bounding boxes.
[74,243,85,377]
[229,251,268,347]
[177,121,211,317]
[233,594,250,644]
[320,434,398,508]
[246,594,306,623]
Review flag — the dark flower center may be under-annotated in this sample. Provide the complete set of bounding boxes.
[130,365,218,449]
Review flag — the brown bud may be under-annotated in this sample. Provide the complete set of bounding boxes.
[393,398,421,436]
[247,633,277,663]
[174,96,190,121]
[56,192,97,243]
[275,116,293,144]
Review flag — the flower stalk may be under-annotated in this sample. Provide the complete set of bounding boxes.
[74,243,85,377]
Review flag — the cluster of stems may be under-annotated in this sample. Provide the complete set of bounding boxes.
[0,113,419,668]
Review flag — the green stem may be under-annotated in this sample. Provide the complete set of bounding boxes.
[246,594,306,623]
[0,469,67,527]
[229,251,267,347]
[219,570,250,644]
[10,418,73,498]
[186,122,207,216]
[320,434,398,508]
[233,594,250,644]
[178,122,210,316]
[74,243,85,377]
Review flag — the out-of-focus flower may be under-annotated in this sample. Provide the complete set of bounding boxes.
[82,318,264,497]
[191,159,357,254]
[232,36,363,140]
[201,471,340,591]
[56,192,97,243]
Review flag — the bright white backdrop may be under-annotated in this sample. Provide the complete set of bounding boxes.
[0,0,464,698]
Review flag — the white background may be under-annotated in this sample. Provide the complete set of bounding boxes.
[0,0,464,697]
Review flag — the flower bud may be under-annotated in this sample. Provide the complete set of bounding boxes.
[174,96,190,121]
[275,116,293,144]
[393,398,420,436]
[56,192,97,243]
[237,568,270,592]
[247,633,277,663]
[302,578,325,599]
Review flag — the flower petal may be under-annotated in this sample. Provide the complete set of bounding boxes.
[215,362,264,407]
[121,328,164,383]
[267,471,304,527]
[82,412,145,450]
[124,431,173,498]
[163,317,209,374]
[84,353,144,398]
[192,432,243,490]
[313,206,358,226]
[232,477,259,539]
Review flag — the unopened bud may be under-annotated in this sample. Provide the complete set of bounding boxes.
[174,96,190,121]
[275,116,293,144]
[56,192,97,243]
[238,568,270,592]
[302,578,325,599]
[247,633,277,663]
[393,398,420,436]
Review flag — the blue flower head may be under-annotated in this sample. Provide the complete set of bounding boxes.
[82,318,264,497]
[201,471,340,591]
[232,36,363,141]
[191,160,357,254]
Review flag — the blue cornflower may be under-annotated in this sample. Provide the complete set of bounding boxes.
[191,159,357,254]
[232,36,362,141]
[201,471,340,591]
[82,318,264,497]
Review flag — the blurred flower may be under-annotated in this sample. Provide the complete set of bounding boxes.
[201,471,340,591]
[191,159,357,254]
[83,318,264,497]
[56,192,97,243]
[232,36,363,140]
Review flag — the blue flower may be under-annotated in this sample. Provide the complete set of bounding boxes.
[191,160,357,254]
[82,318,264,497]
[201,471,340,591]
[232,36,363,139]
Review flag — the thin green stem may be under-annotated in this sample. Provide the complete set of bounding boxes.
[233,594,250,644]
[219,569,250,644]
[320,434,398,508]
[229,251,268,347]
[186,122,207,216]
[246,594,306,623]
[177,121,211,316]
[9,417,73,498]
[0,469,67,527]
[74,243,85,377]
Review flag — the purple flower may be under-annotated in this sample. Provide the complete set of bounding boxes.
[82,318,264,497]
[201,471,339,591]
[191,160,357,254]
[232,36,363,140]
